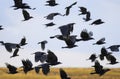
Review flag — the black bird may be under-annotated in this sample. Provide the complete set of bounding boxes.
[99,47,111,61]
[59,23,75,37]
[99,47,107,60]
[38,40,48,51]
[80,29,94,41]
[22,9,33,21]
[83,11,91,21]
[62,35,79,48]
[91,60,110,76]
[21,59,33,74]
[106,54,119,65]
[45,22,55,27]
[0,25,4,30]
[59,68,71,79]
[93,37,106,45]
[35,63,50,75]
[87,54,97,62]
[45,0,58,7]
[44,13,63,20]
[91,19,104,25]
[107,45,120,52]
[0,41,20,52]
[5,63,18,74]
[32,51,47,63]
[78,7,87,15]
[19,36,27,46]
[46,50,61,66]
[64,2,77,16]
[12,0,32,10]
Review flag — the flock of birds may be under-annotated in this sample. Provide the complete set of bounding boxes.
[0,0,120,78]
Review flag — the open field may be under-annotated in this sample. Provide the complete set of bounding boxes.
[0,68,120,79]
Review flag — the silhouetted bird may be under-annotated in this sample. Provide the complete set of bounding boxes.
[0,41,20,52]
[107,45,120,52]
[87,54,97,62]
[32,51,47,63]
[45,0,58,7]
[62,35,79,48]
[106,54,119,65]
[78,7,87,15]
[22,9,33,21]
[64,2,77,16]
[35,63,50,75]
[93,37,106,45]
[12,0,32,10]
[91,19,104,25]
[44,13,63,20]
[19,36,27,46]
[99,47,112,61]
[21,59,33,74]
[80,29,94,41]
[45,22,55,27]
[59,23,75,37]
[83,11,91,21]
[46,50,61,66]
[5,63,18,74]
[38,40,48,51]
[0,25,4,30]
[59,68,71,79]
[91,60,110,76]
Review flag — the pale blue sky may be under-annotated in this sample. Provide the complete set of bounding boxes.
[0,0,120,68]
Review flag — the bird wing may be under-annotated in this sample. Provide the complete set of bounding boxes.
[80,7,87,13]
[64,36,76,46]
[80,29,89,39]
[99,38,105,42]
[5,63,17,73]
[59,25,71,37]
[14,0,22,6]
[34,52,47,63]
[20,36,27,46]
[5,44,12,52]
[46,50,58,64]
[12,48,19,57]
[69,2,77,8]
[65,7,70,16]
[22,9,31,20]
[86,11,91,20]
[60,68,69,79]
[41,63,50,75]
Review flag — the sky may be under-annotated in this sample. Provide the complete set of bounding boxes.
[0,0,120,68]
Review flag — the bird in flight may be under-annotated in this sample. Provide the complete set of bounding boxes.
[45,0,59,7]
[91,19,104,25]
[79,29,94,41]
[45,22,56,27]
[107,45,120,52]
[5,63,18,74]
[38,40,48,51]
[93,37,106,45]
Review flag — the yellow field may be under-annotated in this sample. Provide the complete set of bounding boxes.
[0,67,120,79]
